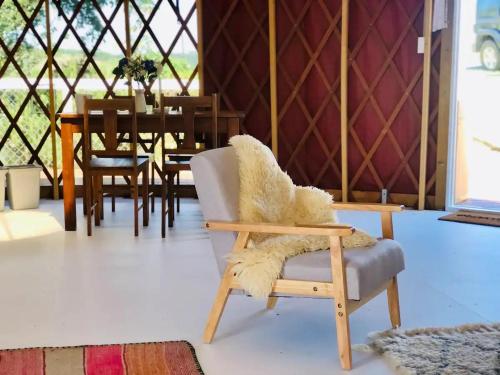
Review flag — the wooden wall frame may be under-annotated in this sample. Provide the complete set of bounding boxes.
[44,0,59,199]
[340,0,349,202]
[435,0,454,209]
[202,0,446,209]
[124,0,132,95]
[268,0,278,157]
[203,202,403,370]
[418,0,434,210]
[196,0,205,96]
[1,1,448,207]
[345,0,441,207]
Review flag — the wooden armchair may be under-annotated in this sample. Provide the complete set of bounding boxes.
[190,147,405,370]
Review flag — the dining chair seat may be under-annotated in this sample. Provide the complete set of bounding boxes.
[282,239,404,300]
[163,160,191,171]
[167,154,194,162]
[90,155,150,170]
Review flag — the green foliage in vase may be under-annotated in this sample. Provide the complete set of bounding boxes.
[112,55,159,85]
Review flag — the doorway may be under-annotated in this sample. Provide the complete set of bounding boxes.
[447,0,500,212]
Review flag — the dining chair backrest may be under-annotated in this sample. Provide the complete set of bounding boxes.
[159,94,219,156]
[190,146,239,275]
[83,98,138,167]
[115,94,156,106]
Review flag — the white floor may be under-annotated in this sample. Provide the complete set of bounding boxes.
[0,199,499,374]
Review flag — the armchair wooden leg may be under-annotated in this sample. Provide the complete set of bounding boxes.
[132,174,139,237]
[266,296,278,310]
[204,232,250,344]
[330,236,352,370]
[204,269,233,344]
[387,276,401,328]
[334,306,352,370]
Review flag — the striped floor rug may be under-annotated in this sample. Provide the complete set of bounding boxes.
[0,341,203,374]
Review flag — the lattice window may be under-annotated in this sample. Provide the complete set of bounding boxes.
[128,0,199,158]
[0,0,53,183]
[0,0,200,187]
[48,0,128,178]
[203,0,271,143]
[129,0,199,96]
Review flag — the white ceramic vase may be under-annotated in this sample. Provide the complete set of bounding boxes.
[134,89,147,113]
[75,94,92,114]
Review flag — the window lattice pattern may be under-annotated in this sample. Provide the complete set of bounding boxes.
[0,0,199,185]
[0,0,53,181]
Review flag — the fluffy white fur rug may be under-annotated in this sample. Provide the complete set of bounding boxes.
[229,135,376,298]
[363,323,500,374]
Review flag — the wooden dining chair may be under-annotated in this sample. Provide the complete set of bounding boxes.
[105,94,156,214]
[82,98,150,236]
[190,147,405,370]
[158,94,219,237]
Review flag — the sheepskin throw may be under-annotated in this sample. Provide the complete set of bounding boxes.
[229,135,376,298]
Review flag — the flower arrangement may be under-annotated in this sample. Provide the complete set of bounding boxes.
[112,56,160,88]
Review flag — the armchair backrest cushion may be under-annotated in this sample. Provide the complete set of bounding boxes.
[190,147,239,275]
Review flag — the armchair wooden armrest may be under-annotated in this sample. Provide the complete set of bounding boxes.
[205,221,355,237]
[331,202,404,212]
[332,202,403,240]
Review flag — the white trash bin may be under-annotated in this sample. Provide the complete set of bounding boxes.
[0,167,7,211]
[7,165,42,210]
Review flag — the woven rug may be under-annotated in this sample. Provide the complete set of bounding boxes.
[0,341,203,375]
[365,323,500,374]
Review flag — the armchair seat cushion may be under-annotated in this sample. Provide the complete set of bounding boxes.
[282,239,404,300]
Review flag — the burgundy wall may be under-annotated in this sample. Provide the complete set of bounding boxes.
[202,0,271,144]
[276,0,343,190]
[346,0,440,197]
[203,0,441,201]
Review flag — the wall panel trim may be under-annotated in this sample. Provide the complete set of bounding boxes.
[418,0,434,210]
[340,0,349,202]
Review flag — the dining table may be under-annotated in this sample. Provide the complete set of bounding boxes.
[59,110,244,231]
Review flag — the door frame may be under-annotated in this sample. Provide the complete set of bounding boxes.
[445,0,499,213]
[445,0,461,212]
